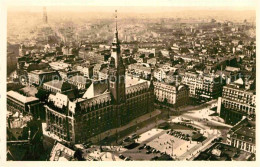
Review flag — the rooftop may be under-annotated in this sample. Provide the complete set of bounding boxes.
[82,80,108,99]
[49,142,75,161]
[194,143,254,161]
[44,80,73,91]
[68,75,91,85]
[125,75,147,88]
[7,90,39,104]
[29,69,55,75]
[229,118,255,144]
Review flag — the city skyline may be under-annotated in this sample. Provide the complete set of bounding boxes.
[1,2,258,166]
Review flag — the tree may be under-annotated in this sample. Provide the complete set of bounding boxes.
[74,149,84,161]
[163,98,168,105]
[35,88,50,102]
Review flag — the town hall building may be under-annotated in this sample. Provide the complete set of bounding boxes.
[44,18,155,144]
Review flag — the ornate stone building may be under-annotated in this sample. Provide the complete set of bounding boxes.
[7,90,42,118]
[226,118,255,153]
[217,83,256,125]
[181,71,222,101]
[44,19,154,144]
[154,82,189,107]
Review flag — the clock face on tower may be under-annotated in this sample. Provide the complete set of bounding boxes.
[110,82,114,88]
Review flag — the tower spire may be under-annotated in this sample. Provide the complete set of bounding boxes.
[43,6,48,24]
[115,10,118,31]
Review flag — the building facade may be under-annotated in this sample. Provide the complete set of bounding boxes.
[7,91,42,118]
[226,118,255,153]
[181,72,222,101]
[28,70,60,86]
[58,70,80,81]
[154,82,189,107]
[67,75,91,90]
[218,84,256,125]
[44,23,154,144]
[43,80,76,94]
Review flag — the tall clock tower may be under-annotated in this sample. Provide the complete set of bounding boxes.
[108,10,126,105]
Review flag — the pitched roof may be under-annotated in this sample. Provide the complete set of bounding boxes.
[234,78,244,85]
[82,80,108,99]
[44,80,73,91]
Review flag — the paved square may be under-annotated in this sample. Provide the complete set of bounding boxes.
[147,133,197,157]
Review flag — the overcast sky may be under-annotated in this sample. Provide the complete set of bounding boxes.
[5,0,257,11]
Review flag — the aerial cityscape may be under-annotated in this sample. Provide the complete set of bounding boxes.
[6,6,256,161]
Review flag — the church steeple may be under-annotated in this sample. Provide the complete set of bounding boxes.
[108,10,126,104]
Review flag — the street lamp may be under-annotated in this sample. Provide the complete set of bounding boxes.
[155,117,159,131]
[116,129,118,144]
[170,139,174,156]
[98,116,101,150]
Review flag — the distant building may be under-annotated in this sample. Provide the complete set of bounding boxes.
[28,70,60,86]
[67,75,91,90]
[43,80,76,95]
[44,22,154,144]
[160,49,172,58]
[226,118,255,153]
[181,72,222,101]
[146,57,157,66]
[76,65,94,79]
[7,91,42,117]
[49,142,75,161]
[93,63,107,79]
[138,48,156,57]
[217,84,256,125]
[128,63,151,79]
[154,82,189,107]
[49,61,71,71]
[154,68,167,81]
[98,66,108,80]
[58,70,80,81]
[225,66,240,73]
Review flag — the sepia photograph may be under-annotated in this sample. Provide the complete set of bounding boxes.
[0,0,259,165]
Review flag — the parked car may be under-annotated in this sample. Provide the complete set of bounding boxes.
[138,146,144,150]
[123,137,131,142]
[144,145,151,150]
[119,154,125,159]
[124,157,131,161]
[131,133,139,139]
[152,149,157,153]
[146,150,152,154]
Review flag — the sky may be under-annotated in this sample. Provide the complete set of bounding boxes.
[4,0,257,9]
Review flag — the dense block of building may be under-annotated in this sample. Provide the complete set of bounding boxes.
[44,25,154,144]
[43,79,75,94]
[49,142,75,161]
[154,82,189,107]
[226,118,255,153]
[217,82,256,125]
[181,71,222,101]
[7,90,42,117]
[28,70,60,86]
